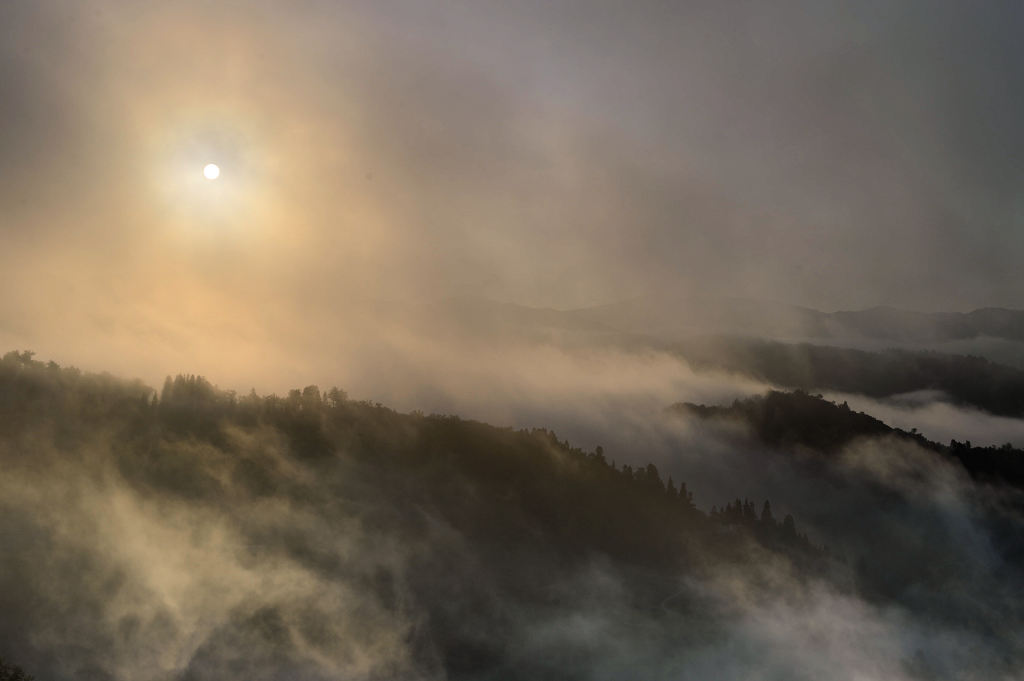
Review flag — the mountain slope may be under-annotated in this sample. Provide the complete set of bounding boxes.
[567,296,1024,344]
[0,351,820,681]
[674,336,1024,418]
[2,351,1022,680]
[674,389,1024,488]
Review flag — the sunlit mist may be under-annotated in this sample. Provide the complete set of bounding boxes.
[1,2,1023,680]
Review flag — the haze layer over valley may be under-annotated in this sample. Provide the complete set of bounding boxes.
[3,0,1024,678]
[2,351,1023,680]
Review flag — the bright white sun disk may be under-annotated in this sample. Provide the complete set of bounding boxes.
[203,163,220,180]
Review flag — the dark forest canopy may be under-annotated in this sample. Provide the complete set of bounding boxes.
[2,350,1023,680]
[673,336,1024,419]
[0,350,825,679]
[673,389,1024,489]
[0,657,34,681]
[0,349,816,560]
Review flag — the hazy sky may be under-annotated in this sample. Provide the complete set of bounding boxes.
[2,0,1023,387]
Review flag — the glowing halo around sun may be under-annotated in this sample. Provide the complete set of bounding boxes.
[149,122,277,236]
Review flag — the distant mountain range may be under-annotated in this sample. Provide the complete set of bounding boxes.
[428,295,1024,347]
[425,296,1024,370]
[563,296,1024,345]
[672,336,1024,418]
[674,390,1024,489]
[411,297,1024,420]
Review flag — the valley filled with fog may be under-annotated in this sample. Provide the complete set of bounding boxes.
[3,298,1024,679]
[4,1,1024,678]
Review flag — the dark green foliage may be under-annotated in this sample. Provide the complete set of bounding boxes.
[0,353,821,569]
[711,498,814,551]
[675,337,1024,418]
[0,350,831,675]
[0,350,153,441]
[946,438,1024,489]
[0,350,822,583]
[3,351,1022,679]
[674,390,1024,488]
[0,657,34,681]
[674,390,892,452]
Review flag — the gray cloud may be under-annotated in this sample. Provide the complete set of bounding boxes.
[2,1,1023,344]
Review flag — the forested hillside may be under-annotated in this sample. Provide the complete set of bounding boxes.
[674,389,1024,488]
[0,351,822,680]
[675,337,1024,418]
[3,352,1023,680]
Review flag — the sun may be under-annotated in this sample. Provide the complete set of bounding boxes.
[203,163,220,180]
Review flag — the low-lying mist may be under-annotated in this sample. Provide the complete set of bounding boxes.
[1,351,1022,679]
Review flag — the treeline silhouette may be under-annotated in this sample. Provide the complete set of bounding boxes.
[674,389,1024,488]
[0,657,33,681]
[0,350,816,564]
[674,336,1024,418]
[0,351,823,678]
[676,389,1024,626]
[710,499,812,548]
